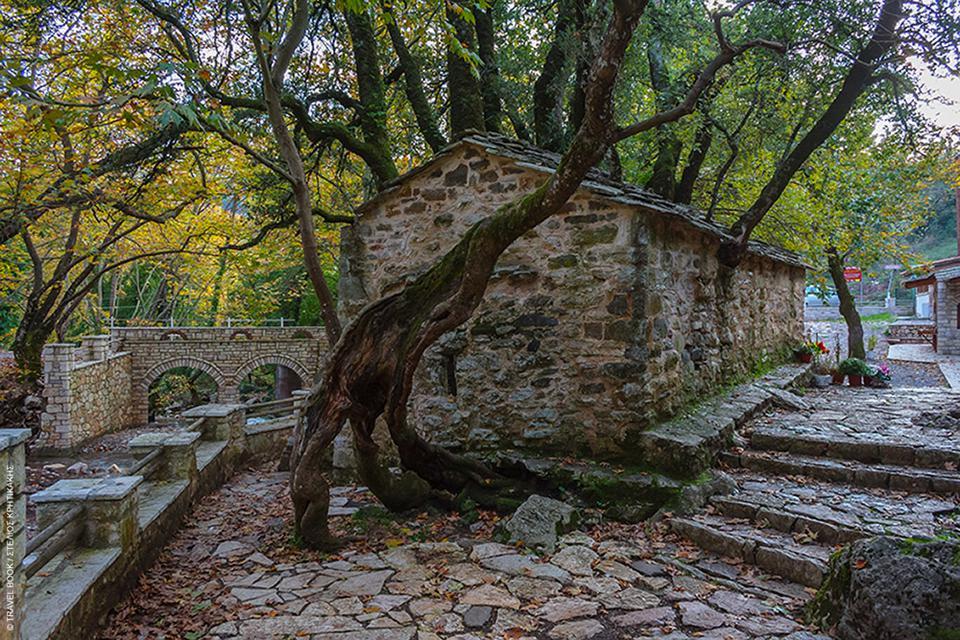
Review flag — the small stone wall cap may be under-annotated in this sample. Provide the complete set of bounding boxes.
[89,475,143,500]
[165,431,202,445]
[31,478,102,503]
[0,428,31,449]
[128,432,173,448]
[32,476,143,503]
[182,403,245,418]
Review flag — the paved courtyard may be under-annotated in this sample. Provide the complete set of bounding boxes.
[97,471,826,640]
[96,385,960,640]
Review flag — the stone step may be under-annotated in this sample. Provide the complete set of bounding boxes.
[670,515,831,588]
[715,471,959,542]
[719,449,960,495]
[709,496,864,546]
[747,428,960,471]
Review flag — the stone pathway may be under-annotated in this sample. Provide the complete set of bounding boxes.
[97,386,960,640]
[887,342,959,388]
[674,387,960,588]
[99,466,828,640]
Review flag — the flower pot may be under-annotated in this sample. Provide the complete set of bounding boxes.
[848,375,863,387]
[798,353,813,364]
[831,373,845,385]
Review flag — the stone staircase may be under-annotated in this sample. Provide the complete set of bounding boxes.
[671,388,960,589]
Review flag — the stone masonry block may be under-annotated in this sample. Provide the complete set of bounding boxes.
[32,476,142,550]
[129,431,200,480]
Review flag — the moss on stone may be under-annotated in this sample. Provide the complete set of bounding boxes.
[806,546,852,629]
[547,254,579,269]
[574,225,618,246]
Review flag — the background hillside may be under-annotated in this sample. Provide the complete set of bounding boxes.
[913,182,958,261]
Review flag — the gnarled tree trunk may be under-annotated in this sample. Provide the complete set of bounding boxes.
[291,0,650,548]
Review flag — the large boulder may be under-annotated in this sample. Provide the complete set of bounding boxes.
[498,495,579,552]
[808,536,960,640]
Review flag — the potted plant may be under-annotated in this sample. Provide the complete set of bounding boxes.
[829,368,846,385]
[838,358,871,387]
[796,340,829,364]
[866,362,892,388]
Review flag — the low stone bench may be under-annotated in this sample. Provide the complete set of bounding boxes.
[637,364,812,478]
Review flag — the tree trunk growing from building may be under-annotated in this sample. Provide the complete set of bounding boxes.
[291,0,650,549]
[288,0,781,549]
[719,0,904,267]
[827,248,866,360]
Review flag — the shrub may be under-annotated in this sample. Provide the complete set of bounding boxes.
[838,358,872,376]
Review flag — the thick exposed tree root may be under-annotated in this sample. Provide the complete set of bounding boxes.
[289,0,648,549]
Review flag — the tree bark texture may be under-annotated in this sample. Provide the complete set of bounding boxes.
[383,3,447,152]
[291,0,651,548]
[828,249,867,360]
[446,5,486,136]
[675,118,712,204]
[644,14,682,199]
[533,0,582,151]
[244,0,343,345]
[475,4,504,133]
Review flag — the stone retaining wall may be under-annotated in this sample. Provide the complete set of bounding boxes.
[339,144,805,460]
[23,404,294,640]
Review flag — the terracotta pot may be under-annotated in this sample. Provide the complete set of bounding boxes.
[831,373,845,385]
[848,375,863,387]
[798,353,813,364]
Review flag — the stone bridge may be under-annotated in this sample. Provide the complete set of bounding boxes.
[39,326,327,450]
[111,326,327,421]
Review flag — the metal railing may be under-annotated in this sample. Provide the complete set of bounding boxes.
[107,316,313,328]
[23,505,84,579]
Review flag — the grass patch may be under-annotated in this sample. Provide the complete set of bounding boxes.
[826,311,896,325]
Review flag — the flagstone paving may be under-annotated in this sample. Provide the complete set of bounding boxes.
[98,386,959,640]
[99,465,829,640]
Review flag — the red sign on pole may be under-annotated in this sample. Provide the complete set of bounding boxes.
[844,267,862,282]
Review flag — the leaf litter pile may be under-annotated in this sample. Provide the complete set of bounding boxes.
[96,462,501,640]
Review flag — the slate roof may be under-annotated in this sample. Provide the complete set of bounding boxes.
[356,131,806,269]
